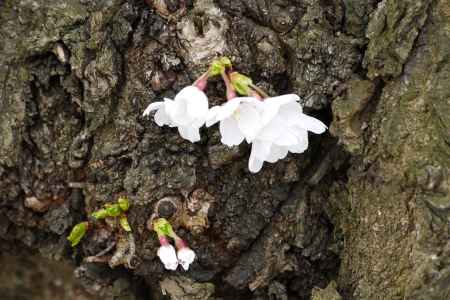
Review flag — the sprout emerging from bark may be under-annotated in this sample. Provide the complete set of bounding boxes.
[67,196,132,247]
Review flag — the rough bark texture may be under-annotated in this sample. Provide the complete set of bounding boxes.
[0,0,449,299]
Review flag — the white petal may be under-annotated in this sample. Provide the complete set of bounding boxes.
[170,99,191,126]
[154,107,170,126]
[278,101,304,126]
[163,98,175,114]
[266,145,289,163]
[248,143,265,173]
[297,114,327,134]
[157,245,178,271]
[177,248,196,271]
[261,94,299,124]
[252,140,272,160]
[178,126,201,142]
[289,127,308,153]
[186,92,209,119]
[174,86,201,101]
[216,98,242,120]
[206,106,222,127]
[274,129,299,146]
[191,117,207,128]
[219,117,245,146]
[257,116,285,142]
[237,103,262,140]
[143,102,164,116]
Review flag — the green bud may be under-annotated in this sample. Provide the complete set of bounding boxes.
[220,57,232,68]
[67,222,88,247]
[91,208,109,219]
[117,197,130,212]
[230,72,253,95]
[153,218,176,238]
[209,60,225,76]
[105,204,122,217]
[209,56,232,76]
[119,215,132,232]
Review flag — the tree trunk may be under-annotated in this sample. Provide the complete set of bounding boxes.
[1,0,449,299]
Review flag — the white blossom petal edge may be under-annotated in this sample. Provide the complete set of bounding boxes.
[157,244,179,271]
[143,86,209,143]
[248,94,327,173]
[177,247,196,271]
[206,97,265,146]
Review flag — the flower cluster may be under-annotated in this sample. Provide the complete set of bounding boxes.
[153,218,196,271]
[143,57,327,173]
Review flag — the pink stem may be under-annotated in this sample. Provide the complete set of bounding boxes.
[193,71,209,91]
[221,72,236,101]
[175,238,188,249]
[159,236,170,246]
[249,83,270,99]
[249,89,263,101]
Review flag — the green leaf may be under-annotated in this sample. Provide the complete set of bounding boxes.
[67,222,88,247]
[91,208,108,219]
[105,204,121,217]
[117,197,130,212]
[119,215,132,232]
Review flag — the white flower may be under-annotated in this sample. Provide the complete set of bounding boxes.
[206,97,265,146]
[143,86,209,142]
[177,247,196,271]
[157,244,179,270]
[248,94,327,173]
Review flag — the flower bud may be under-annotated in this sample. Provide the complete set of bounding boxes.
[157,236,179,270]
[175,239,196,271]
[230,72,253,95]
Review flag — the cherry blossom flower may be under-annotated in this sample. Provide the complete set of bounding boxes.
[248,94,327,173]
[143,86,209,142]
[175,239,196,271]
[157,236,179,271]
[206,97,264,146]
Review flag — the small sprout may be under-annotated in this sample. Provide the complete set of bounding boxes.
[118,197,130,212]
[67,222,88,247]
[68,196,133,247]
[105,204,122,217]
[91,208,109,219]
[119,215,132,232]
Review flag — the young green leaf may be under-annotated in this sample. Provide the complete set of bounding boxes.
[119,215,132,232]
[67,222,88,247]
